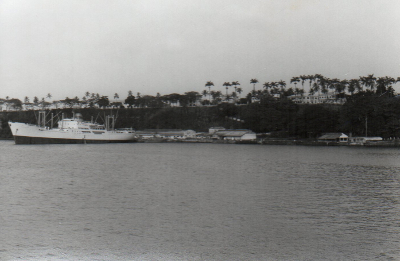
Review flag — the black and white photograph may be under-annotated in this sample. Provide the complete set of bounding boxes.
[1,0,400,260]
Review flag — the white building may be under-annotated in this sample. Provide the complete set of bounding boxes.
[289,92,346,104]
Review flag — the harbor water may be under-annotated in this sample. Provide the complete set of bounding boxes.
[0,140,399,260]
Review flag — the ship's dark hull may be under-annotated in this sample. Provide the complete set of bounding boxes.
[14,135,137,145]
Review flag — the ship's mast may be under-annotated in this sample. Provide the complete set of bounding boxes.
[105,115,115,131]
[61,113,65,129]
[38,111,46,128]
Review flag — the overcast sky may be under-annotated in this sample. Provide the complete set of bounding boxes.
[1,0,399,101]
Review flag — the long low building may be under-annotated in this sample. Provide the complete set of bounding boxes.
[349,136,383,145]
[136,129,197,139]
[318,133,349,143]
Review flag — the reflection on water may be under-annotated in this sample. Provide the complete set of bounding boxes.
[0,141,399,260]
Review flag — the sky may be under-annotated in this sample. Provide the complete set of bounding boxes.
[1,0,400,101]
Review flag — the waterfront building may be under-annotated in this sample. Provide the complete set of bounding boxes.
[212,129,257,141]
[318,133,349,143]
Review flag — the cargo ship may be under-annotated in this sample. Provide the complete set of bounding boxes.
[8,112,137,144]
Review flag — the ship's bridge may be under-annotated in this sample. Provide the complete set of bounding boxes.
[58,119,80,129]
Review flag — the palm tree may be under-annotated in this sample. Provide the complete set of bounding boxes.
[313,74,326,99]
[33,96,39,105]
[269,82,278,95]
[205,81,214,102]
[250,78,258,92]
[355,79,363,93]
[339,80,348,95]
[348,79,358,95]
[278,80,286,95]
[328,78,339,94]
[46,93,52,100]
[114,93,119,100]
[319,77,329,102]
[236,87,243,98]
[231,81,240,93]
[360,74,376,92]
[376,76,396,95]
[211,91,222,104]
[290,77,300,90]
[300,75,307,91]
[310,82,319,96]
[263,82,270,92]
[307,75,315,93]
[24,96,29,104]
[223,82,231,96]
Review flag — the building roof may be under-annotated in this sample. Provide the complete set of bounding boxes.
[136,129,195,136]
[142,129,183,133]
[158,132,186,136]
[318,133,348,140]
[216,130,254,137]
[351,136,383,141]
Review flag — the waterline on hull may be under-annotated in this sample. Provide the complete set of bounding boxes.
[13,136,137,145]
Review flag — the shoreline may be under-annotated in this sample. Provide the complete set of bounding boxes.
[137,138,400,147]
[3,137,399,147]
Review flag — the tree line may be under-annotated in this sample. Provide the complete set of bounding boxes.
[1,74,399,110]
[202,74,399,104]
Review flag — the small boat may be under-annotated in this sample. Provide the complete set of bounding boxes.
[8,111,137,144]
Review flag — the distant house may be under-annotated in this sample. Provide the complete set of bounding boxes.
[213,129,257,141]
[349,136,383,145]
[318,133,348,143]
